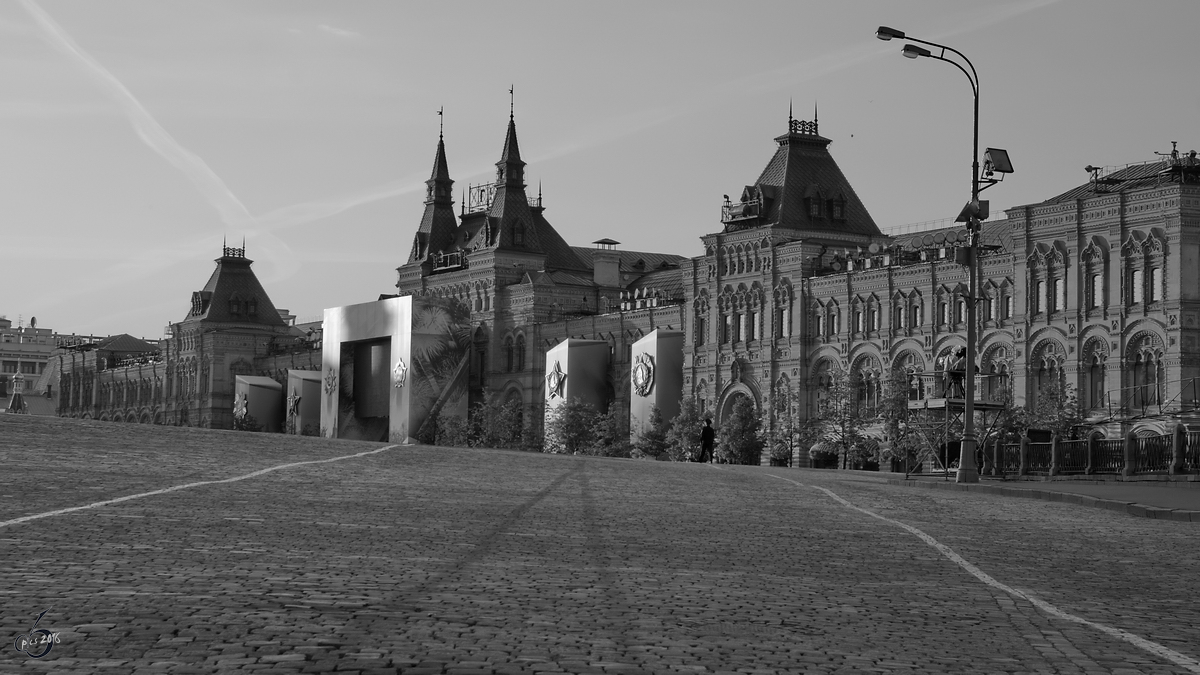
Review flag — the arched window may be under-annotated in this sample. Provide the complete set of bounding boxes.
[504,337,515,372]
[515,334,526,371]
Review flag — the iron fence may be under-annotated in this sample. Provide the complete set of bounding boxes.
[1027,442,1052,473]
[1057,439,1088,474]
[1136,434,1173,473]
[1093,439,1125,473]
[1188,432,1200,473]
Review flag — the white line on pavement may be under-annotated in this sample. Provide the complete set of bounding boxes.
[0,444,401,530]
[764,473,1200,674]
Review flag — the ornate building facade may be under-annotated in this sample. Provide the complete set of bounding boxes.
[397,111,1200,455]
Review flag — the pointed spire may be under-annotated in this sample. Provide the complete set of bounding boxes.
[425,119,453,205]
[496,95,525,187]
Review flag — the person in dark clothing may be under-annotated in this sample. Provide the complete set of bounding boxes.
[699,419,715,463]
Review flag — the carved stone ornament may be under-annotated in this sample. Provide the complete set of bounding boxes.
[233,393,248,420]
[323,367,338,395]
[632,353,655,397]
[730,360,742,383]
[393,358,408,388]
[546,360,567,399]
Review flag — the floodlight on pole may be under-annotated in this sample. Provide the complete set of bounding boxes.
[873,26,1014,485]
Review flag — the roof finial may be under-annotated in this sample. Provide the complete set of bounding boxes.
[509,85,514,120]
[789,99,793,126]
[538,181,543,207]
[242,235,246,253]
[438,106,444,139]
[814,101,818,125]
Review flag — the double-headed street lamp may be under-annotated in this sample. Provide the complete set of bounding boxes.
[876,26,1012,484]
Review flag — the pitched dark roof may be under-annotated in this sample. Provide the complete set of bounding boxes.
[730,121,881,237]
[626,266,685,299]
[569,247,685,274]
[891,218,1011,253]
[96,333,158,354]
[1039,160,1184,204]
[182,253,286,327]
[531,208,585,270]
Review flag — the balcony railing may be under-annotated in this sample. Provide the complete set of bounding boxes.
[433,251,467,272]
[465,183,496,214]
[721,198,761,223]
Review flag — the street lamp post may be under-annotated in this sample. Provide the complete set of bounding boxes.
[876,26,1006,484]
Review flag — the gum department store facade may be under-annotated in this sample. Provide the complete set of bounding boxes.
[54,110,1200,456]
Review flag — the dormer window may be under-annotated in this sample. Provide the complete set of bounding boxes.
[229,299,241,315]
[808,199,821,218]
[514,224,525,246]
[247,299,258,316]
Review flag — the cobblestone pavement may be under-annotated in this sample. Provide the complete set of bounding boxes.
[3,415,1200,674]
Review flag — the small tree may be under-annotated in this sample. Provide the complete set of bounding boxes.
[717,396,763,465]
[665,396,704,462]
[589,407,632,458]
[878,368,924,471]
[233,412,263,432]
[812,369,869,469]
[471,397,525,449]
[632,406,671,460]
[544,398,600,454]
[1028,379,1085,439]
[436,413,472,446]
[768,385,800,466]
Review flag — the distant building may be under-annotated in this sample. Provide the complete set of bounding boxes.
[0,316,104,405]
[54,244,320,426]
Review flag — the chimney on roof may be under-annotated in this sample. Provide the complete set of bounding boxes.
[592,238,621,288]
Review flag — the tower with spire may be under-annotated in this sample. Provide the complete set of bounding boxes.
[408,108,458,266]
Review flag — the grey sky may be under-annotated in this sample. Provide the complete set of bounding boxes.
[2,0,1197,338]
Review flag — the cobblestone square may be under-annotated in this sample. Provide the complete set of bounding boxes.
[3,415,1200,674]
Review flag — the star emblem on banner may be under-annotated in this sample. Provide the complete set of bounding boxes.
[546,361,566,399]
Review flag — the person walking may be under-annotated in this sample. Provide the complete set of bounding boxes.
[699,419,715,463]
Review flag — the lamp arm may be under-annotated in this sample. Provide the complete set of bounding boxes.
[923,51,978,98]
[903,36,979,93]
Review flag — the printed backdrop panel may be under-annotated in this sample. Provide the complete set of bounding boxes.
[235,375,283,433]
[544,339,610,414]
[629,329,684,440]
[322,295,468,443]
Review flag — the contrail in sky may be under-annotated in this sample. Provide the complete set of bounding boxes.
[19,0,299,282]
